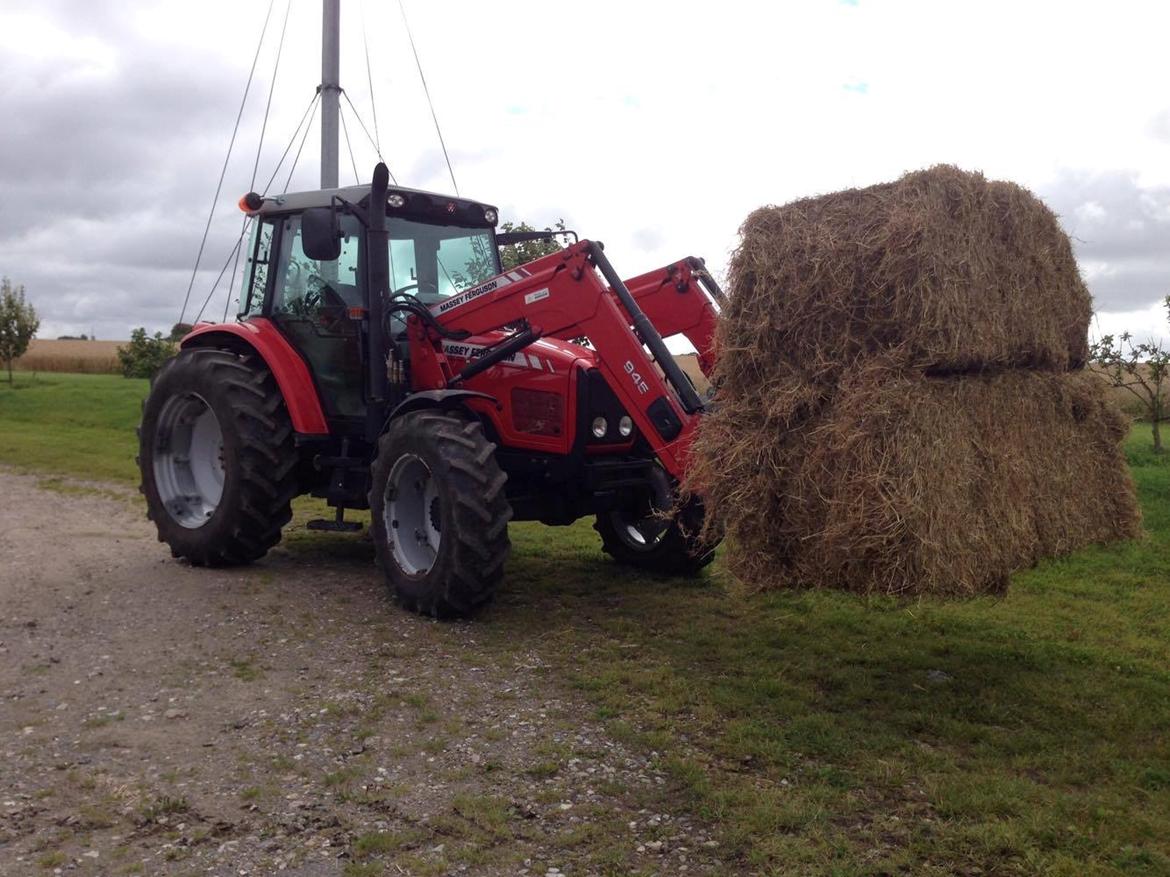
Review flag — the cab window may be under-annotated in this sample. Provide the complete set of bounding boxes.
[239,219,275,318]
[272,214,362,314]
[269,213,365,419]
[386,217,497,304]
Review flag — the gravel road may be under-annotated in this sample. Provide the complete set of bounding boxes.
[0,471,724,876]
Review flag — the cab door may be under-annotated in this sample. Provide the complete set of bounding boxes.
[268,213,366,421]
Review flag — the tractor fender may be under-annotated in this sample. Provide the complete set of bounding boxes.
[182,320,330,435]
[384,390,499,433]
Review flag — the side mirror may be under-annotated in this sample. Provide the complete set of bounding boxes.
[301,207,341,261]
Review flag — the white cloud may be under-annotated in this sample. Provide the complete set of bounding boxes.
[1092,301,1170,349]
[1076,202,1107,223]
[2,0,1169,341]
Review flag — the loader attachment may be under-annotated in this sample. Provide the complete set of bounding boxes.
[407,239,708,482]
[619,257,723,378]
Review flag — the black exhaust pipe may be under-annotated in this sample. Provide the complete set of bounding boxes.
[588,243,705,415]
[365,162,391,441]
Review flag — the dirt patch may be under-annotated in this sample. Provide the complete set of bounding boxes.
[0,471,725,875]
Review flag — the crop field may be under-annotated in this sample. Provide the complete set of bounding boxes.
[1,371,1168,875]
[14,339,124,374]
[1091,363,1168,418]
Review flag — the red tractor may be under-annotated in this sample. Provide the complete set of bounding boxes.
[138,164,724,616]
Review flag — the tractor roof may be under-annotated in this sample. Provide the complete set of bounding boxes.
[254,184,499,229]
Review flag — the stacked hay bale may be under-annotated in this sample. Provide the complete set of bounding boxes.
[690,165,1141,596]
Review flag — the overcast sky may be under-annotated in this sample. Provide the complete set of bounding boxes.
[1,0,1168,345]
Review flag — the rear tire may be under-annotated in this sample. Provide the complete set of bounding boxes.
[595,467,717,576]
[137,348,299,566]
[369,410,511,617]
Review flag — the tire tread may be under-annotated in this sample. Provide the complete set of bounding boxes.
[138,348,299,567]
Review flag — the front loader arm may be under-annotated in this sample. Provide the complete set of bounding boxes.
[547,255,723,377]
[622,257,723,377]
[407,240,704,480]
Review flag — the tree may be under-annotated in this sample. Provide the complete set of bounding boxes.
[117,328,176,379]
[0,277,39,384]
[449,219,568,291]
[498,220,567,270]
[1090,296,1170,453]
[169,322,194,342]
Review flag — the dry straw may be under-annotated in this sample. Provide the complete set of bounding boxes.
[692,367,1141,596]
[716,164,1093,394]
[690,165,1139,597]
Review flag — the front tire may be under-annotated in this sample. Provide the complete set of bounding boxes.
[595,466,718,576]
[369,410,512,617]
[137,347,299,566]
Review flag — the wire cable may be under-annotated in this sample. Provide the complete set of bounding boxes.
[283,97,320,194]
[179,0,277,326]
[262,92,319,195]
[221,216,250,322]
[341,91,396,184]
[339,102,361,185]
[359,0,382,155]
[250,0,292,191]
[397,0,458,194]
[192,219,252,324]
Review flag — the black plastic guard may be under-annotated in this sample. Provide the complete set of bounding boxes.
[646,395,683,442]
[383,389,498,432]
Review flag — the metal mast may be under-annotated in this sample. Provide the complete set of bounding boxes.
[320,0,340,189]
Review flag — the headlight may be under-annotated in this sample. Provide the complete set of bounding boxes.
[591,416,608,439]
[387,193,406,208]
[483,207,498,224]
[618,415,633,437]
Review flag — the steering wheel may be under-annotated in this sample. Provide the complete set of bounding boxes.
[304,281,347,311]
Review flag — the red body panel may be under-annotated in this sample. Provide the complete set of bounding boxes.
[437,334,634,456]
[547,258,720,376]
[440,334,583,454]
[409,242,699,480]
[623,259,720,376]
[183,319,330,435]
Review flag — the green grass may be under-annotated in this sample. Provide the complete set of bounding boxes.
[0,372,146,483]
[2,373,1167,875]
[37,852,66,870]
[483,423,1170,875]
[228,657,262,682]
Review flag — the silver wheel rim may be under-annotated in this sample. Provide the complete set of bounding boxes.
[611,466,672,552]
[385,454,442,575]
[153,393,225,529]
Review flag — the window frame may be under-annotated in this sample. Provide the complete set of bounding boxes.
[254,209,504,317]
[239,217,278,320]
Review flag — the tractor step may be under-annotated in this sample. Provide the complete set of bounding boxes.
[307,507,363,532]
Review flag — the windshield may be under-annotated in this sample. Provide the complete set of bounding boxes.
[386,218,499,304]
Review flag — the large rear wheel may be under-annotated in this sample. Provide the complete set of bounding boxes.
[138,348,299,566]
[595,466,717,576]
[369,410,512,617]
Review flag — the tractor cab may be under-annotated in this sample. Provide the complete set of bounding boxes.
[235,184,503,423]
